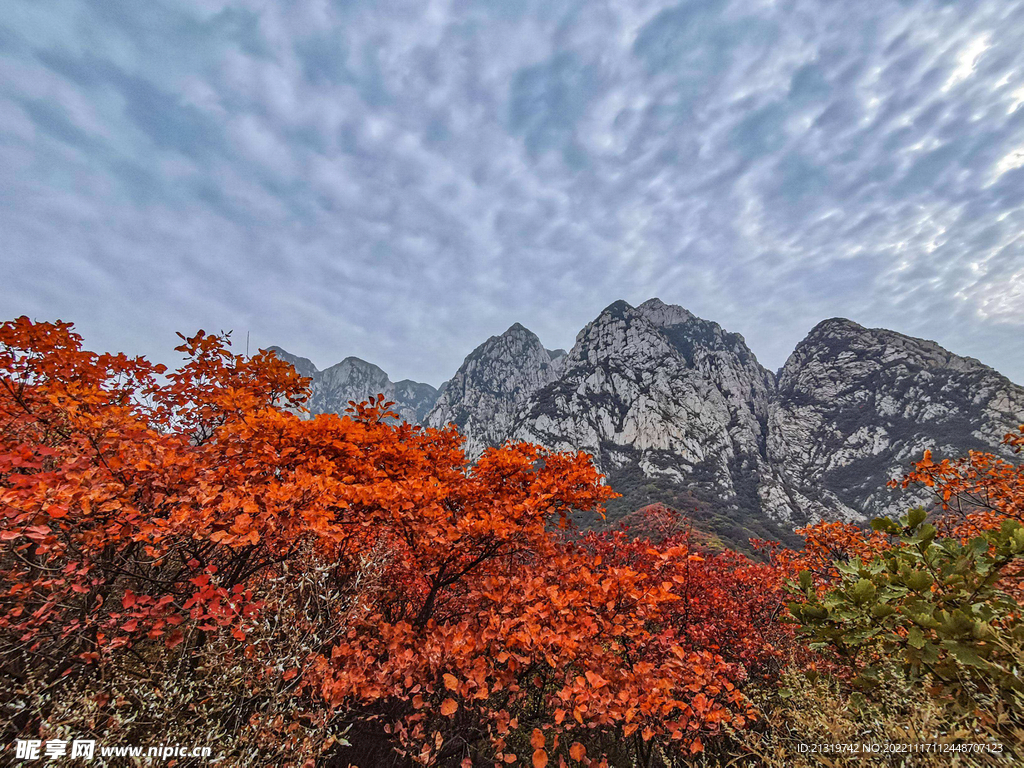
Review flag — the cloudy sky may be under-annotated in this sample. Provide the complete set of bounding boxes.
[2,0,1023,386]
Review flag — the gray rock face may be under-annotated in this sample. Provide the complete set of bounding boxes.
[424,300,1023,543]
[508,299,783,541]
[514,299,770,477]
[764,318,1024,526]
[270,301,1024,545]
[266,347,438,425]
[395,380,441,424]
[424,323,565,458]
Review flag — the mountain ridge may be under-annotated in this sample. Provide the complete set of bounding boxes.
[266,345,438,425]
[269,299,1024,547]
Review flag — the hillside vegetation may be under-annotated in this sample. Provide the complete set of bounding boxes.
[2,317,1021,767]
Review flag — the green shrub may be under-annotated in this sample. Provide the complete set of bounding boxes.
[787,510,1024,755]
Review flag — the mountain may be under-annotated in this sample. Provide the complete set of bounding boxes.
[395,380,441,424]
[265,346,318,381]
[424,323,566,458]
[763,318,1024,526]
[266,346,439,425]
[507,299,790,546]
[425,300,1024,548]
[268,301,1024,550]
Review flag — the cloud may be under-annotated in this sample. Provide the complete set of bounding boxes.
[1,0,1023,386]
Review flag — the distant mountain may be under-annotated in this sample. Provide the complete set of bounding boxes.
[424,323,566,458]
[266,346,438,425]
[266,346,318,380]
[269,301,1024,550]
[424,300,1024,548]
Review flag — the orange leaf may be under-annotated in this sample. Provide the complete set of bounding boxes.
[440,698,458,716]
[532,749,548,768]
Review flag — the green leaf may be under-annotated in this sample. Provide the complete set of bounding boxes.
[871,517,898,534]
[915,524,937,543]
[804,605,828,620]
[851,578,876,604]
[907,507,927,529]
[906,570,933,592]
[947,643,989,669]
[870,603,896,619]
[907,626,925,649]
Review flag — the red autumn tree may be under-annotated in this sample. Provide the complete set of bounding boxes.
[1,317,761,767]
[778,427,1024,587]
[577,512,793,688]
[892,428,1024,537]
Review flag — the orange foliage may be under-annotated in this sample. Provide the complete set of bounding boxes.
[760,520,890,589]
[892,431,1024,538]
[1,318,763,766]
[580,515,793,685]
[771,426,1024,601]
[890,432,1024,600]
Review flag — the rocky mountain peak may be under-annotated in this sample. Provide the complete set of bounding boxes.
[563,300,678,371]
[636,297,696,328]
[269,301,1023,550]
[424,322,564,458]
[512,300,780,546]
[267,347,438,425]
[787,318,985,381]
[766,320,1024,525]
[322,356,387,378]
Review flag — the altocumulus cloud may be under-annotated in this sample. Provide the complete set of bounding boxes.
[1,0,1023,384]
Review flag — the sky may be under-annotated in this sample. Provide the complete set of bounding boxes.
[1,0,1023,387]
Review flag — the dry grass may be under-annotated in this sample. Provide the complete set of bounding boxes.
[718,666,1021,768]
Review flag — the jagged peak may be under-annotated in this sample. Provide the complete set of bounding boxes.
[322,356,388,377]
[638,298,668,310]
[789,318,994,379]
[473,323,544,355]
[498,322,543,343]
[637,298,697,328]
[570,300,643,345]
[801,317,939,351]
[598,299,636,319]
[806,317,865,335]
[448,323,549,375]
[395,378,438,393]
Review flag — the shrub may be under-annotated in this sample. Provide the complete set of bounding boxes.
[787,509,1023,757]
